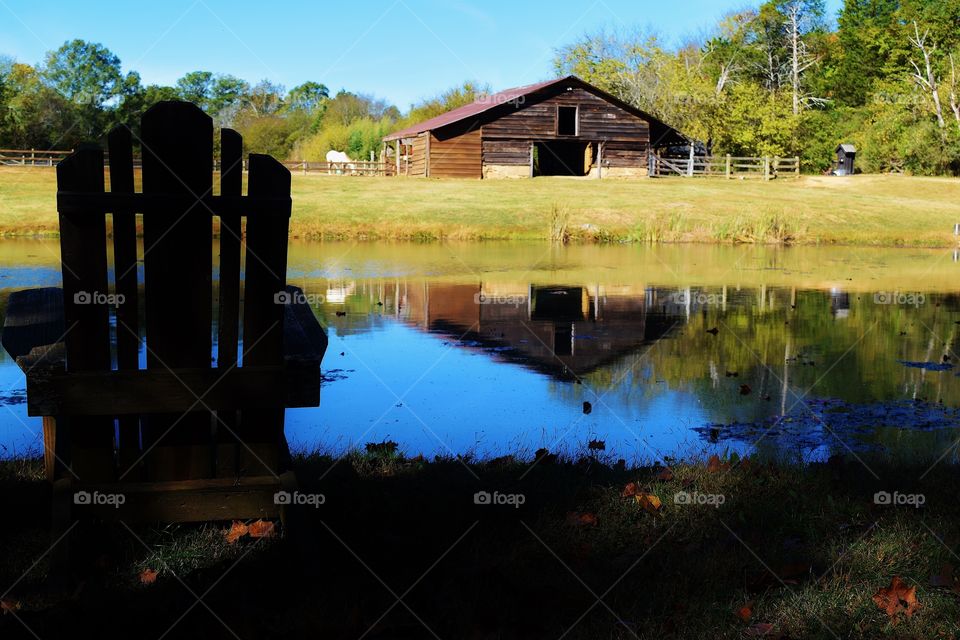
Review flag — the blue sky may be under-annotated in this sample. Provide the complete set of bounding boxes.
[0,0,843,110]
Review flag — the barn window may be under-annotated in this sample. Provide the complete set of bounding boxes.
[557,106,578,136]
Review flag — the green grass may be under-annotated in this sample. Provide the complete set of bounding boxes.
[2,448,960,637]
[2,167,960,245]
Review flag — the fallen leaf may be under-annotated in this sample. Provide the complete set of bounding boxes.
[582,401,592,415]
[707,454,726,473]
[247,519,276,539]
[873,576,920,618]
[635,493,662,514]
[0,598,21,615]
[139,568,158,585]
[735,600,753,622]
[565,512,598,527]
[655,467,674,482]
[621,482,640,498]
[739,384,752,396]
[225,520,249,544]
[745,622,775,637]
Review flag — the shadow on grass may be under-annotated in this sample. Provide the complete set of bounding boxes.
[1,449,959,639]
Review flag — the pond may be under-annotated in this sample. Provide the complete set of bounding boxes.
[1,239,960,463]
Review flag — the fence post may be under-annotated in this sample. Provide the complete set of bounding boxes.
[687,144,694,177]
[795,156,800,179]
[763,156,770,181]
[773,156,780,180]
[725,154,731,180]
[302,160,307,175]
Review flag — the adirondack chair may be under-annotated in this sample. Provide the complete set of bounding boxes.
[0,102,326,539]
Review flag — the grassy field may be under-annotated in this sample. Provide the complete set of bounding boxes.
[2,448,959,638]
[1,167,959,245]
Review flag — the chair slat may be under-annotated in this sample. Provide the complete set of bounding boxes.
[239,155,291,476]
[108,126,142,479]
[216,128,243,476]
[141,102,214,480]
[218,129,242,368]
[57,146,114,482]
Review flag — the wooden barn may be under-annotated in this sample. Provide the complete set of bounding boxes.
[382,75,686,179]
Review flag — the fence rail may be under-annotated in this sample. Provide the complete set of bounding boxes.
[651,154,801,179]
[0,148,74,166]
[0,149,390,176]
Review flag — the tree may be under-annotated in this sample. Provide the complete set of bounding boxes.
[42,39,135,139]
[286,81,329,113]
[43,40,126,107]
[176,71,214,106]
[831,0,900,106]
[245,79,285,116]
[781,0,827,114]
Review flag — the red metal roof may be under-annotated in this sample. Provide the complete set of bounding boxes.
[383,77,572,141]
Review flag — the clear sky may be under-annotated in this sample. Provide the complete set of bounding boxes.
[0,0,843,110]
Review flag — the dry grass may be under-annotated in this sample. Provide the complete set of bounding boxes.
[1,168,959,245]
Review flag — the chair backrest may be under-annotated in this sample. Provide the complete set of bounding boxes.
[55,101,292,483]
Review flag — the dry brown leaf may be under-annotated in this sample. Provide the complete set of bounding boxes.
[247,519,276,539]
[565,511,598,527]
[707,454,725,473]
[635,493,662,514]
[620,482,640,498]
[735,600,753,622]
[139,568,158,585]
[225,520,249,544]
[0,598,21,615]
[655,467,674,482]
[873,576,920,618]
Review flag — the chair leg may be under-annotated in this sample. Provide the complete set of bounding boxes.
[278,470,298,534]
[42,417,57,482]
[50,478,73,575]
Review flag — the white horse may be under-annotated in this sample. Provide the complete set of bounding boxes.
[325,150,355,175]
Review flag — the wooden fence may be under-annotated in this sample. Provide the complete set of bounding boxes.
[0,148,73,166]
[1,149,389,176]
[278,160,387,176]
[651,154,801,179]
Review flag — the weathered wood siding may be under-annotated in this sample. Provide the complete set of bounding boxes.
[482,87,651,167]
[482,139,530,166]
[407,133,427,176]
[429,126,481,178]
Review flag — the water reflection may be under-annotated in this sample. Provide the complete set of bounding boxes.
[2,240,960,462]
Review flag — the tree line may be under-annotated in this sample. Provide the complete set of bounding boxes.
[2,0,959,174]
[554,0,960,174]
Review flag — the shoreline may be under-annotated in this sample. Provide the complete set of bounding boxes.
[1,169,959,247]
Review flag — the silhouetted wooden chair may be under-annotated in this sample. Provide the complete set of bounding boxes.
[1,101,326,545]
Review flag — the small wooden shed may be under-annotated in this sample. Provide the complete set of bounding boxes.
[836,143,856,175]
[383,75,685,179]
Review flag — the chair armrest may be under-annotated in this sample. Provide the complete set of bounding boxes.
[282,285,327,365]
[2,287,66,371]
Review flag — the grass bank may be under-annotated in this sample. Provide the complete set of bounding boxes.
[1,448,959,638]
[1,168,959,246]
